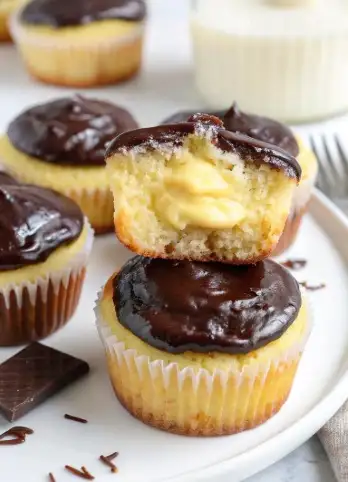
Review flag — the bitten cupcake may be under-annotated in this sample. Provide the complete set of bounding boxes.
[106,113,301,264]
[10,0,146,87]
[0,95,138,234]
[0,183,93,346]
[162,104,317,256]
[96,256,309,436]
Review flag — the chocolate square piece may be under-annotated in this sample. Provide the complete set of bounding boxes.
[0,342,89,422]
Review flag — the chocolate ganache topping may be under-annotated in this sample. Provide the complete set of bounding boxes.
[162,103,299,157]
[0,185,83,271]
[114,257,302,354]
[7,96,139,167]
[20,0,146,27]
[107,113,301,180]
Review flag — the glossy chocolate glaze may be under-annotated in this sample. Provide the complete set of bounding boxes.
[107,114,301,180]
[162,103,299,157]
[114,256,302,354]
[0,184,83,271]
[8,96,139,167]
[20,0,146,27]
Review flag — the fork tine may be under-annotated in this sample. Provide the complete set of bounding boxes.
[334,135,348,195]
[321,135,341,184]
[309,136,332,197]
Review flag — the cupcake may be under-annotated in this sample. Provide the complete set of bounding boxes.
[96,256,310,436]
[0,183,93,346]
[105,113,301,264]
[0,96,139,234]
[10,0,146,87]
[162,104,318,256]
[0,0,24,41]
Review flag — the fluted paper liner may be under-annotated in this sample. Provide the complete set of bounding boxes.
[95,291,312,436]
[0,220,94,346]
[9,10,144,87]
[274,165,318,256]
[62,187,114,234]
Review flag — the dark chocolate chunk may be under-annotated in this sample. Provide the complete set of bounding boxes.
[0,342,89,422]
[114,257,302,355]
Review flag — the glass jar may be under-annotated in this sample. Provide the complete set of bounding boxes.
[190,0,348,122]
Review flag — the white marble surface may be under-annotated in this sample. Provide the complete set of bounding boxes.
[247,438,336,482]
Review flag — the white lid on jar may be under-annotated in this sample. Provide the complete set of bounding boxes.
[193,0,348,36]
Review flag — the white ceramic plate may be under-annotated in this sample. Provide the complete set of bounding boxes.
[0,191,348,482]
[1,2,348,480]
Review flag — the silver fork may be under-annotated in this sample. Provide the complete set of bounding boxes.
[309,133,348,215]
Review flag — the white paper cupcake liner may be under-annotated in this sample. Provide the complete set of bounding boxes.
[95,288,312,435]
[59,186,114,234]
[0,219,94,345]
[191,7,348,122]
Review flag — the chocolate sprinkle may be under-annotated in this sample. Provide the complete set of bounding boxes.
[100,453,119,473]
[65,465,95,480]
[64,414,88,424]
[300,282,326,291]
[281,259,307,271]
[0,426,34,445]
[48,473,56,482]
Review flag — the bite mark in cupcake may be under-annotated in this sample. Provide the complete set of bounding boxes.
[106,113,301,264]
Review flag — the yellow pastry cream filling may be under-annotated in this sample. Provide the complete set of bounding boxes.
[100,277,308,374]
[108,135,296,234]
[0,222,89,288]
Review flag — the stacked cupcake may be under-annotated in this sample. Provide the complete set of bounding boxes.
[96,114,311,436]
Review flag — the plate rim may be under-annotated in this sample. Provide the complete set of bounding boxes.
[165,190,348,482]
